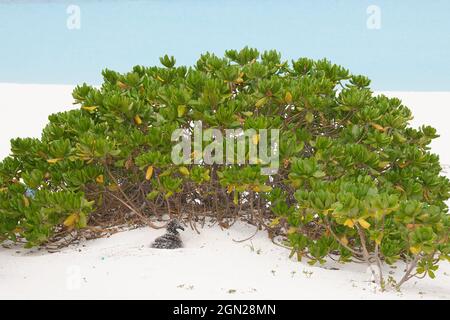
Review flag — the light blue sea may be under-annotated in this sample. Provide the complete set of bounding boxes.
[0,0,449,91]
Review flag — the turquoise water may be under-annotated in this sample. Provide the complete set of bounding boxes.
[0,0,449,91]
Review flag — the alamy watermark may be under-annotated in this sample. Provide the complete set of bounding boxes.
[66,5,81,30]
[367,5,381,30]
[171,121,279,175]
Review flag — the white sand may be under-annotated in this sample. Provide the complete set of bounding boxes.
[1,220,449,300]
[0,84,449,300]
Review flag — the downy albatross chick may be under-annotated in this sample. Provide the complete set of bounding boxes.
[151,219,185,249]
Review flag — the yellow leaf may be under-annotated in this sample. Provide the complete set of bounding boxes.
[107,184,119,191]
[255,97,267,108]
[145,166,154,180]
[252,134,259,145]
[13,227,23,233]
[287,227,297,235]
[117,81,128,89]
[378,161,390,169]
[410,245,421,255]
[179,166,190,176]
[227,185,234,194]
[96,175,104,184]
[81,106,97,112]
[255,184,272,193]
[269,217,281,227]
[47,158,62,164]
[371,123,385,132]
[375,233,384,245]
[343,219,355,228]
[0,187,7,193]
[357,218,371,229]
[134,115,142,125]
[202,169,210,182]
[156,75,165,82]
[398,162,408,169]
[177,105,187,117]
[284,91,293,104]
[235,77,244,84]
[23,196,30,208]
[340,236,349,246]
[191,150,202,160]
[164,191,173,199]
[63,213,79,228]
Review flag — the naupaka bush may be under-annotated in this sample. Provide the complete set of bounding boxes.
[0,47,448,290]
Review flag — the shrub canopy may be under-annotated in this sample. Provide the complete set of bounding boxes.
[0,47,448,288]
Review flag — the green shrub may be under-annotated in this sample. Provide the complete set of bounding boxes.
[0,47,448,289]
